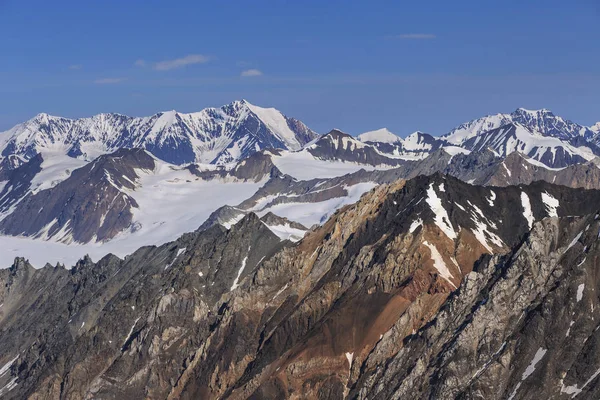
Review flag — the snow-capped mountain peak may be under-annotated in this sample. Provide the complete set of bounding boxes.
[357,128,401,144]
[591,122,600,134]
[403,131,443,152]
[442,107,598,148]
[508,107,590,140]
[442,113,512,145]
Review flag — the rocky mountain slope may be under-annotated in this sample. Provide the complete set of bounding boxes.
[0,100,318,167]
[2,174,600,399]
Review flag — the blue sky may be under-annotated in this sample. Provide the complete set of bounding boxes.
[0,0,599,136]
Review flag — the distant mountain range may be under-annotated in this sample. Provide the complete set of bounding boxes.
[0,100,317,166]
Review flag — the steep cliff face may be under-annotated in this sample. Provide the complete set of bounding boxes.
[353,214,600,399]
[1,175,600,399]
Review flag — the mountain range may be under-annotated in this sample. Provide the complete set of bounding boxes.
[0,100,317,167]
[0,102,599,268]
[1,100,600,398]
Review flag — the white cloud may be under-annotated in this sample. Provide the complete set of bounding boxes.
[241,69,263,77]
[68,64,82,70]
[153,54,211,71]
[134,59,146,67]
[396,33,436,39]
[94,77,126,84]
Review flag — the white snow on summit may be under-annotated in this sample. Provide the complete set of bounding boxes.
[443,113,512,145]
[357,128,401,144]
[246,102,303,150]
[0,100,317,167]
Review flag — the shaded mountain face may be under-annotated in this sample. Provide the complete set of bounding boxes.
[0,100,318,167]
[510,107,597,141]
[2,174,600,399]
[0,154,43,216]
[459,123,592,168]
[306,130,407,166]
[0,148,154,243]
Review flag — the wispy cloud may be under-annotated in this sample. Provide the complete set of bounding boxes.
[153,54,211,71]
[134,59,146,67]
[68,64,82,70]
[94,77,126,84]
[395,33,436,39]
[241,69,263,77]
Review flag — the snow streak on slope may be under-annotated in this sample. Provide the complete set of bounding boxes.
[423,240,456,288]
[425,182,457,240]
[521,192,534,229]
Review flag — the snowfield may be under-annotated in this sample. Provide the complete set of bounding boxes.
[255,182,377,228]
[269,149,378,180]
[0,162,266,268]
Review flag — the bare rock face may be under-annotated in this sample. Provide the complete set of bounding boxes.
[2,174,600,399]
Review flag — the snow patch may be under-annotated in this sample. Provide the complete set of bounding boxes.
[467,200,504,252]
[522,347,547,380]
[561,366,600,397]
[566,231,583,253]
[423,241,456,288]
[577,284,585,302]
[520,192,534,229]
[121,317,141,350]
[0,377,18,396]
[541,192,559,217]
[345,352,354,367]
[230,247,250,291]
[487,190,496,207]
[0,355,18,377]
[409,218,422,234]
[263,222,307,242]
[425,183,456,240]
